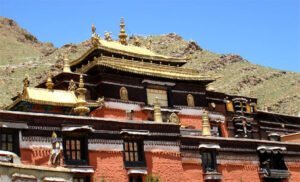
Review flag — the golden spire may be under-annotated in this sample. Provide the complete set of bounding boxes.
[118,18,128,45]
[202,110,211,136]
[63,53,71,73]
[74,74,90,116]
[45,72,54,90]
[153,97,163,123]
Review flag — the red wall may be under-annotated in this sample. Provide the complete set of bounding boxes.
[20,148,300,182]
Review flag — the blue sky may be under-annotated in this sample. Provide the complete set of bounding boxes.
[1,0,300,72]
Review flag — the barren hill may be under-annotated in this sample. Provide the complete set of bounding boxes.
[0,17,299,115]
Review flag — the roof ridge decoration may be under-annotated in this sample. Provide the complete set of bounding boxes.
[91,24,101,47]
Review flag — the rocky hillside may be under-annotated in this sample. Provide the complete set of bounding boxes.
[0,17,299,115]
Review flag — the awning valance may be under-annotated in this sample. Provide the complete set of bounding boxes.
[199,144,221,150]
[0,121,28,129]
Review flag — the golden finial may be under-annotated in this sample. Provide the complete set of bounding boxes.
[74,74,90,116]
[118,18,128,45]
[45,72,54,90]
[63,53,71,73]
[104,32,112,41]
[202,110,211,136]
[133,36,141,47]
[78,74,84,88]
[153,97,162,123]
[68,79,77,91]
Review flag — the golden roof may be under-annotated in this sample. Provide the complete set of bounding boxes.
[77,56,213,81]
[70,39,187,67]
[22,87,77,107]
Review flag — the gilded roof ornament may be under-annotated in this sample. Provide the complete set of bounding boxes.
[104,32,113,41]
[23,75,30,88]
[146,39,152,50]
[45,72,54,90]
[91,24,101,47]
[118,18,128,45]
[68,79,77,91]
[74,74,90,116]
[168,112,180,125]
[133,36,141,47]
[96,96,105,108]
[63,53,71,73]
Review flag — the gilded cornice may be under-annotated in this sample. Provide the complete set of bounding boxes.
[77,56,214,81]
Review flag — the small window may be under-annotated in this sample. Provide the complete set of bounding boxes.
[73,176,90,182]
[211,125,222,137]
[129,175,143,182]
[201,151,217,173]
[146,88,168,107]
[63,136,87,165]
[0,129,18,155]
[1,133,14,152]
[123,140,146,168]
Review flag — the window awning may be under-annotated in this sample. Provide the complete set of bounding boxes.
[62,125,95,133]
[199,144,221,150]
[12,173,36,179]
[257,146,286,154]
[43,177,67,182]
[0,121,28,129]
[127,168,148,175]
[120,129,150,136]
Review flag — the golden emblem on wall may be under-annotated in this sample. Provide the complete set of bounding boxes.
[120,87,129,101]
[187,94,195,107]
[168,112,180,125]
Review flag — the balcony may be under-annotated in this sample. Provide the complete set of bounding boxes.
[259,168,290,179]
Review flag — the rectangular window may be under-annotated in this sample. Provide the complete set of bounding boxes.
[73,176,90,182]
[123,140,146,168]
[201,151,217,173]
[211,125,222,137]
[1,133,14,152]
[129,175,143,182]
[63,136,87,165]
[146,88,168,107]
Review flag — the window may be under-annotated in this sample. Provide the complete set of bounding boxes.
[146,88,168,107]
[63,136,87,165]
[129,175,143,182]
[123,140,146,168]
[258,147,289,180]
[233,117,252,138]
[1,132,13,152]
[201,151,217,173]
[0,129,19,155]
[73,176,90,182]
[211,125,222,137]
